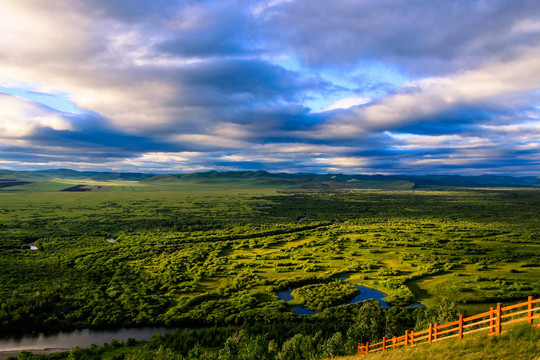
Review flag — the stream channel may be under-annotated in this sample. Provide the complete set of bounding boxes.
[277,285,391,315]
[277,284,424,315]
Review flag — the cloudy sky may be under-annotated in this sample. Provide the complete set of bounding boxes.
[1,0,539,175]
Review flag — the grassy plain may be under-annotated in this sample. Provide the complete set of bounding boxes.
[1,184,539,336]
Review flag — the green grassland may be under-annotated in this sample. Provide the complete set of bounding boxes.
[1,182,540,359]
[1,187,539,332]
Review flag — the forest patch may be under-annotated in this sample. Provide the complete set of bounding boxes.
[291,280,359,311]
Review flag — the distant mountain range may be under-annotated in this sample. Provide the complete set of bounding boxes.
[0,168,539,191]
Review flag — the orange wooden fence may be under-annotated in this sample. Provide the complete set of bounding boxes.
[358,296,540,355]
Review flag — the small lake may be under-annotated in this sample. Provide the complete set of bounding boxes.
[0,327,175,352]
[278,284,423,314]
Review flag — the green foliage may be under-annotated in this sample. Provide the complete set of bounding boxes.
[217,331,275,360]
[127,345,183,360]
[276,332,324,360]
[346,300,386,344]
[291,281,359,311]
[15,351,33,360]
[322,332,345,359]
[414,298,461,330]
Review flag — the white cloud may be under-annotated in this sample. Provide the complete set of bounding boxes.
[310,156,368,168]
[219,154,285,163]
[481,121,540,134]
[511,18,540,34]
[0,1,186,133]
[322,96,371,112]
[0,94,72,138]
[387,133,495,150]
[254,142,353,154]
[319,46,540,138]
[251,0,295,16]
[171,134,248,149]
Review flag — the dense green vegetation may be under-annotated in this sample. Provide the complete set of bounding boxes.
[291,281,359,312]
[1,180,539,359]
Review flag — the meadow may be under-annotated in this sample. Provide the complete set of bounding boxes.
[0,184,539,358]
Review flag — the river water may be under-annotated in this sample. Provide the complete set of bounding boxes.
[278,284,424,315]
[277,285,391,315]
[0,327,174,352]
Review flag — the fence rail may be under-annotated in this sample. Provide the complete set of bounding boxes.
[358,296,540,355]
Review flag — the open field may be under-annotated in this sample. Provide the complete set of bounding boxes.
[1,187,539,330]
[1,185,539,359]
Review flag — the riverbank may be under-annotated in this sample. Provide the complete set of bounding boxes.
[0,348,70,360]
[0,327,175,356]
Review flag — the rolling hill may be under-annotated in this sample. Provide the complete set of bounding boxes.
[0,168,539,191]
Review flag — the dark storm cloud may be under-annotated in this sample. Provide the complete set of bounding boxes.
[155,3,261,58]
[157,33,256,58]
[172,59,327,104]
[267,0,540,74]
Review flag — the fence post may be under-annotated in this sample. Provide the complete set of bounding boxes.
[366,342,370,354]
[496,302,502,335]
[405,330,409,346]
[410,331,415,346]
[357,343,361,354]
[434,323,438,341]
[428,323,433,343]
[528,296,533,325]
[393,336,397,349]
[489,307,494,334]
[382,337,386,351]
[458,314,464,340]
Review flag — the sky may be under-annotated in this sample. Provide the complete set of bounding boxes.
[0,0,539,175]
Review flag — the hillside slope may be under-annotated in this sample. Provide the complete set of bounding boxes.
[335,324,540,360]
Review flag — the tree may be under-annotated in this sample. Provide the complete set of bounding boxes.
[322,332,344,359]
[415,298,460,331]
[346,300,386,345]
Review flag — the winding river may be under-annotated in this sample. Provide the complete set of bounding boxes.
[0,285,423,353]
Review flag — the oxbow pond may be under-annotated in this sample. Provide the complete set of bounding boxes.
[277,285,424,315]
